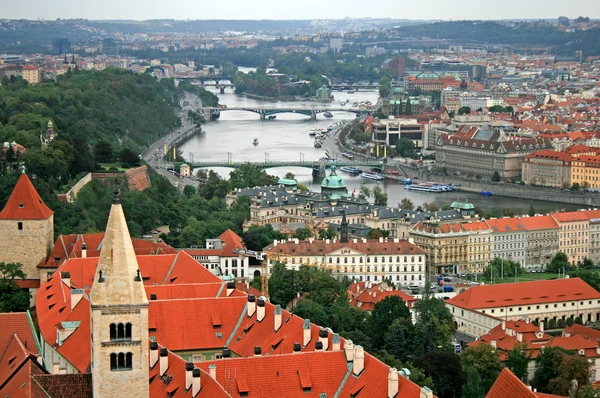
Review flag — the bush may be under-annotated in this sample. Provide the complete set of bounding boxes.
[557,319,565,329]
[121,163,130,169]
[548,319,557,329]
[566,317,574,327]
[109,167,119,171]
[574,316,583,325]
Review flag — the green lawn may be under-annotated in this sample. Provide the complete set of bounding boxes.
[475,272,561,285]
[99,163,130,172]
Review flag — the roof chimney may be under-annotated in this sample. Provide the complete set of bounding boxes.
[379,237,384,243]
[208,364,216,379]
[81,242,87,258]
[150,342,159,368]
[185,362,194,390]
[388,368,399,398]
[501,320,506,330]
[332,333,341,352]
[226,281,235,297]
[353,346,365,376]
[540,321,544,333]
[247,295,256,317]
[274,305,282,332]
[293,342,301,353]
[399,368,411,380]
[159,348,168,376]
[420,387,434,398]
[344,339,355,362]
[319,329,329,351]
[490,340,497,349]
[257,296,266,322]
[192,368,201,397]
[222,348,231,358]
[303,319,311,347]
[254,346,262,356]
[517,332,523,342]
[61,271,71,287]
[70,289,84,311]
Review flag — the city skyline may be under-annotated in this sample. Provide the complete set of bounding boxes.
[4,0,600,22]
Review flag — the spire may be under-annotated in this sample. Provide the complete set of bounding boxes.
[340,210,349,243]
[90,201,148,306]
[0,173,53,220]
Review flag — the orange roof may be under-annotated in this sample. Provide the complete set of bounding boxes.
[519,215,559,231]
[265,238,425,256]
[486,368,537,398]
[523,150,572,163]
[446,278,600,310]
[551,211,591,222]
[0,313,38,356]
[0,334,40,390]
[353,289,417,311]
[564,323,600,341]
[486,218,526,233]
[0,173,53,220]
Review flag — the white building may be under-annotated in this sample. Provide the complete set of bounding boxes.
[486,218,527,266]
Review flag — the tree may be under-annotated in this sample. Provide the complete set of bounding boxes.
[373,186,388,206]
[405,98,412,115]
[0,262,31,312]
[229,164,278,189]
[183,185,196,198]
[385,318,417,360]
[94,140,114,163]
[119,148,140,167]
[532,347,591,396]
[379,75,391,99]
[572,182,581,191]
[318,227,337,240]
[293,299,328,326]
[414,351,464,398]
[580,257,595,270]
[458,106,471,115]
[423,201,440,212]
[547,252,571,273]
[284,172,295,180]
[358,185,371,200]
[507,343,531,381]
[488,105,505,113]
[294,227,311,240]
[462,366,485,398]
[396,138,417,158]
[196,169,230,200]
[460,344,503,393]
[528,201,536,217]
[368,228,389,239]
[400,197,414,210]
[243,224,285,251]
[376,350,435,391]
[368,296,411,350]
[491,171,501,182]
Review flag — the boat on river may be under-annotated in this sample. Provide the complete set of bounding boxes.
[340,166,362,175]
[267,115,276,120]
[362,172,385,181]
[399,178,412,184]
[480,191,492,196]
[314,139,322,148]
[253,138,259,145]
[323,111,333,118]
[404,183,444,192]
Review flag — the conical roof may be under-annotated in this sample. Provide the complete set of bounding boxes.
[320,165,347,190]
[0,173,53,220]
[90,197,148,307]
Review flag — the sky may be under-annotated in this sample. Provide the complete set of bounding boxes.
[4,0,600,21]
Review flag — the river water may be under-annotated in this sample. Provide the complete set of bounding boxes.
[179,84,582,215]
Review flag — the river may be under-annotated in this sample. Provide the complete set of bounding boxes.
[179,84,583,215]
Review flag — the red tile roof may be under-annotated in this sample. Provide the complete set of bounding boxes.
[0,313,38,356]
[0,356,47,398]
[486,218,527,233]
[486,368,537,398]
[353,289,417,311]
[446,278,600,310]
[0,334,39,390]
[551,211,591,222]
[0,173,53,220]
[519,215,559,231]
[31,373,92,398]
[265,238,425,256]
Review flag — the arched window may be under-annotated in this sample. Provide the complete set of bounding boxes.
[117,323,125,339]
[125,323,132,339]
[110,353,117,370]
[110,324,117,340]
[126,353,133,370]
[110,352,132,371]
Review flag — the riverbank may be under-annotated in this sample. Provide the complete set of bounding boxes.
[242,92,334,103]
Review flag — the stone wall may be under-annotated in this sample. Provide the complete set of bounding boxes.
[57,173,93,203]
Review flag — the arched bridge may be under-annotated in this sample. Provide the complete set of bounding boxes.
[206,107,373,120]
[189,160,383,169]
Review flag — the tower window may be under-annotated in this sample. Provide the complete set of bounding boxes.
[110,323,132,341]
[110,352,133,371]
[17,222,23,231]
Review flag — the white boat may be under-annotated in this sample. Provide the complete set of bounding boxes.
[340,101,346,106]
[253,138,259,145]
[404,183,444,192]
[314,140,322,148]
[361,172,385,181]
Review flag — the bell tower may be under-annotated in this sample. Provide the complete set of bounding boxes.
[340,210,349,243]
[90,193,149,397]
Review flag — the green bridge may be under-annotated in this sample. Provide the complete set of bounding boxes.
[189,160,384,169]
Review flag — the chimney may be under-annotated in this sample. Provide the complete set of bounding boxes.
[226,281,235,297]
[408,237,414,244]
[344,340,355,362]
[254,346,262,356]
[353,346,365,376]
[274,305,282,332]
[388,368,399,398]
[517,333,523,342]
[490,340,497,349]
[70,289,83,311]
[540,321,544,333]
[208,364,216,379]
[61,271,71,287]
[192,368,201,397]
[247,295,256,317]
[379,237,384,243]
[525,318,530,324]
[332,333,341,352]
[257,297,266,322]
[81,242,87,258]
[420,387,434,398]
[319,329,329,350]
[293,342,301,353]
[185,362,194,390]
[303,319,311,346]
[159,348,168,376]
[150,342,159,368]
[399,368,411,380]
[501,320,506,330]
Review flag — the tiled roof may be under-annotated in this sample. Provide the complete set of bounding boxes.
[446,278,600,310]
[523,150,572,163]
[519,215,559,231]
[353,289,417,311]
[0,334,39,389]
[486,368,537,398]
[551,211,591,222]
[564,323,600,341]
[0,356,47,398]
[0,313,38,356]
[218,229,246,257]
[264,238,425,256]
[0,173,53,220]
[31,373,92,398]
[486,218,526,233]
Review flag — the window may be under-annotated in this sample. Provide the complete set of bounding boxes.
[110,323,132,341]
[17,222,23,231]
[110,352,133,371]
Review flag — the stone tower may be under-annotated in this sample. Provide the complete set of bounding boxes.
[0,172,54,286]
[340,210,349,243]
[41,120,56,148]
[90,193,149,398]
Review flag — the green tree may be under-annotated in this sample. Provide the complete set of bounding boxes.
[376,350,435,391]
[414,351,464,398]
[572,182,581,191]
[395,138,417,158]
[368,296,411,350]
[318,227,337,240]
[373,186,388,206]
[462,366,485,398]
[119,148,140,167]
[358,185,372,200]
[488,105,505,113]
[528,201,536,217]
[268,262,298,307]
[491,171,501,182]
[405,98,412,115]
[532,347,591,395]
[385,318,417,360]
[379,75,392,99]
[367,228,389,239]
[458,106,471,115]
[196,169,230,200]
[0,262,31,312]
[242,224,285,251]
[507,343,531,381]
[293,299,328,326]
[400,197,414,210]
[547,252,571,273]
[284,172,295,180]
[183,185,196,198]
[580,257,595,270]
[94,140,114,163]
[293,227,311,240]
[460,344,503,393]
[229,164,278,189]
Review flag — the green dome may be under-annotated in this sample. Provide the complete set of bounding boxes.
[321,165,346,190]
[278,178,297,186]
[451,200,474,210]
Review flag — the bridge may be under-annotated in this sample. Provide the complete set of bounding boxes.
[188,160,384,169]
[206,107,373,120]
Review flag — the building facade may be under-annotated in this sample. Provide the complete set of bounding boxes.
[371,119,424,149]
[521,150,572,188]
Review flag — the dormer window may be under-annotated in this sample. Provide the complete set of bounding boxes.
[18,203,24,208]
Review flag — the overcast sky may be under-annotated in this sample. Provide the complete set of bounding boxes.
[4,0,600,21]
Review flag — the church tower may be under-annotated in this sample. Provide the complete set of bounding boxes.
[41,120,56,148]
[340,210,349,243]
[90,193,149,397]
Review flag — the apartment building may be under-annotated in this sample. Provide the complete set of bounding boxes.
[21,65,40,84]
[552,211,590,265]
[463,220,494,273]
[446,278,600,338]
[521,150,572,188]
[571,155,600,189]
[519,215,559,269]
[371,119,424,150]
[486,218,527,266]
[409,221,470,275]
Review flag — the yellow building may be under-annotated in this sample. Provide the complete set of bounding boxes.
[409,221,470,275]
[552,211,590,265]
[21,65,40,84]
[570,155,600,189]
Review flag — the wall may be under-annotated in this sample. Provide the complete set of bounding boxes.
[57,173,92,203]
